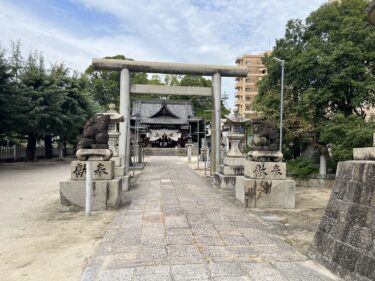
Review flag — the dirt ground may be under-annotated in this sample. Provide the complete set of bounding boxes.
[0,159,116,281]
[187,158,332,256]
[249,187,332,255]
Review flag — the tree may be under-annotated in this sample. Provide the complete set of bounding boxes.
[255,0,375,158]
[172,75,230,120]
[41,64,97,158]
[319,114,375,163]
[85,55,152,106]
[17,50,49,160]
[0,46,26,135]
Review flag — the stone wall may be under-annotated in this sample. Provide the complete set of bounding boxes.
[309,161,375,281]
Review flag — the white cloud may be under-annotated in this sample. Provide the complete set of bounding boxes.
[0,0,327,106]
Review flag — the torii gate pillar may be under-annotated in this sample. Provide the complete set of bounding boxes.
[119,68,130,173]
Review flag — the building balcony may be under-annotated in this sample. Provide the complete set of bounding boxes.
[235,57,243,64]
[235,82,243,89]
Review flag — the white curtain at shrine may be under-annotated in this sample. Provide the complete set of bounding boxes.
[148,129,180,142]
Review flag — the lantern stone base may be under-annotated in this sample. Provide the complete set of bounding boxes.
[219,165,244,176]
[235,176,295,209]
[60,177,122,211]
[115,166,126,177]
[214,173,237,189]
[121,174,130,192]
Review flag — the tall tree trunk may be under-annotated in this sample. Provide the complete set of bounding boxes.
[62,141,67,157]
[44,135,53,159]
[25,133,37,161]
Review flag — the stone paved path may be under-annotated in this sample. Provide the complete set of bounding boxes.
[81,156,339,281]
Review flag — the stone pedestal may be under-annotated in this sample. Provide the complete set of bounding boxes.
[186,144,193,162]
[236,159,295,209]
[60,178,122,211]
[236,177,295,208]
[214,133,245,189]
[60,158,123,211]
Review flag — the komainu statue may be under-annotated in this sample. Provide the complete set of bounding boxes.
[248,118,283,162]
[78,114,111,149]
[252,118,279,151]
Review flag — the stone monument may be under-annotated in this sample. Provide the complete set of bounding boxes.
[214,107,249,189]
[309,135,375,281]
[60,113,124,211]
[236,118,295,208]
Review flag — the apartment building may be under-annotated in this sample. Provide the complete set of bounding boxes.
[234,53,268,117]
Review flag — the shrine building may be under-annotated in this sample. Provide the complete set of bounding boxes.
[130,99,202,148]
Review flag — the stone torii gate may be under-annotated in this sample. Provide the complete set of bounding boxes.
[92,58,248,175]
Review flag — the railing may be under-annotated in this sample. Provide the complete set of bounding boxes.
[0,145,74,161]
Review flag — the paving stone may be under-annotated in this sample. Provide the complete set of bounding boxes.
[201,245,231,258]
[212,277,253,281]
[222,235,250,245]
[134,265,170,275]
[139,246,167,260]
[135,274,173,281]
[196,235,225,246]
[241,262,288,281]
[166,245,202,258]
[166,234,194,245]
[97,268,134,281]
[273,261,335,281]
[208,262,247,277]
[171,264,210,280]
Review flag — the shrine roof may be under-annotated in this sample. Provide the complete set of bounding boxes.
[131,99,201,125]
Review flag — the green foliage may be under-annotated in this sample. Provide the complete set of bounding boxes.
[255,0,375,157]
[319,114,375,162]
[287,157,318,179]
[169,75,229,120]
[0,41,97,159]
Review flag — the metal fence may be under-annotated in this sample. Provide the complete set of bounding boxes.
[0,145,74,161]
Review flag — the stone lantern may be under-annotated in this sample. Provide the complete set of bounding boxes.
[105,104,123,167]
[214,107,250,189]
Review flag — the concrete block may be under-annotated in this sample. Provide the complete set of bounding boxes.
[121,174,130,192]
[112,157,121,166]
[223,157,244,166]
[60,178,122,210]
[353,147,375,160]
[106,179,123,208]
[236,178,295,209]
[220,165,244,176]
[115,166,126,177]
[71,160,114,180]
[244,161,286,180]
[214,173,236,189]
[235,176,246,204]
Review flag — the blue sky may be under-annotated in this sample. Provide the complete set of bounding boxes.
[0,0,327,107]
